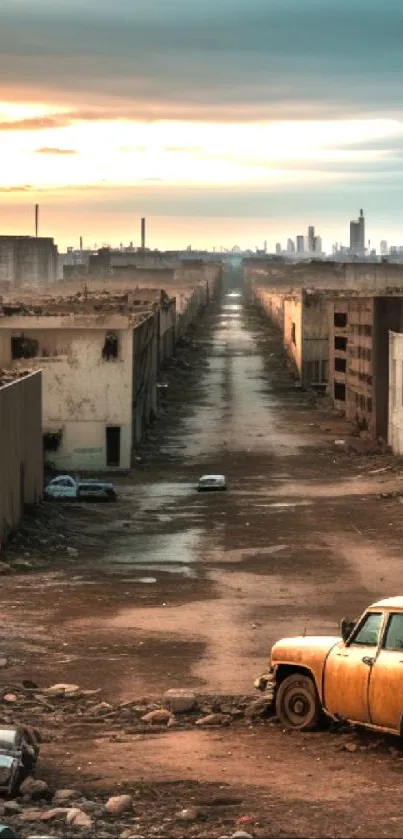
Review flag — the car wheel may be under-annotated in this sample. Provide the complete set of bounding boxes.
[106,489,117,502]
[275,673,321,731]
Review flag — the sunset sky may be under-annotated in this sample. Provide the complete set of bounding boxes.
[1,0,403,252]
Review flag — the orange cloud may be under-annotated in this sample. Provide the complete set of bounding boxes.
[35,147,78,155]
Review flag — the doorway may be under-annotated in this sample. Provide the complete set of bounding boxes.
[106,426,121,467]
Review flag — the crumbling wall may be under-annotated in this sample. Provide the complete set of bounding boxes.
[251,287,285,329]
[244,260,403,293]
[301,291,329,385]
[284,294,303,379]
[0,371,43,545]
[132,313,158,446]
[388,331,403,453]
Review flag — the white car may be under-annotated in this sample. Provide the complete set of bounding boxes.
[45,475,117,502]
[197,474,227,492]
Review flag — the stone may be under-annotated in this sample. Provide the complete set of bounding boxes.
[164,689,196,714]
[16,809,43,821]
[244,698,273,718]
[120,833,145,839]
[343,742,358,753]
[43,683,80,698]
[0,658,8,669]
[175,806,201,822]
[105,794,133,816]
[195,713,231,727]
[3,801,22,815]
[230,832,253,839]
[41,807,70,821]
[0,562,12,574]
[2,694,17,703]
[141,709,173,724]
[66,547,79,555]
[85,702,113,715]
[53,789,77,803]
[19,777,50,800]
[66,808,93,828]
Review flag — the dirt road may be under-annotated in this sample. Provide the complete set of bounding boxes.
[3,280,403,837]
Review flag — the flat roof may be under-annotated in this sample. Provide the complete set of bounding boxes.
[370,596,403,610]
[0,287,174,318]
[0,367,39,388]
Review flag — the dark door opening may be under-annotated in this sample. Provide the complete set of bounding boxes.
[106,426,121,467]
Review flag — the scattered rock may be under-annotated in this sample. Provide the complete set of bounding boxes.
[19,777,50,800]
[105,794,133,816]
[2,693,17,703]
[175,806,202,822]
[245,698,272,718]
[3,800,22,815]
[0,561,12,574]
[41,807,70,821]
[43,683,80,698]
[164,688,196,714]
[66,807,93,828]
[141,709,173,724]
[17,809,43,822]
[195,713,232,727]
[53,789,77,803]
[85,702,113,715]
[231,832,254,839]
[343,742,358,753]
[0,658,8,668]
[66,546,79,555]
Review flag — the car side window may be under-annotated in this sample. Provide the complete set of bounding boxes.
[384,614,403,650]
[350,612,382,646]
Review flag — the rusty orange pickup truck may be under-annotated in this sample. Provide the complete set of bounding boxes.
[255,596,403,735]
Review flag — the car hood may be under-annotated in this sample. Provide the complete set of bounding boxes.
[271,635,341,665]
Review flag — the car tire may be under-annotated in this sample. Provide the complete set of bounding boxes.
[275,673,321,731]
[106,489,117,502]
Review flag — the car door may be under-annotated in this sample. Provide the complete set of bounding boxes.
[324,611,384,723]
[368,612,403,732]
[63,478,77,499]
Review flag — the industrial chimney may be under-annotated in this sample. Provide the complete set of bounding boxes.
[80,236,83,252]
[35,204,39,237]
[141,217,146,250]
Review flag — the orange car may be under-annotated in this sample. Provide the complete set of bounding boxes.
[254,596,403,735]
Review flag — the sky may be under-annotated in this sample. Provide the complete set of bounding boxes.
[1,0,403,252]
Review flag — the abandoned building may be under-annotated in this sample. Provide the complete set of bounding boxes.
[0,290,173,470]
[0,236,58,288]
[0,369,43,545]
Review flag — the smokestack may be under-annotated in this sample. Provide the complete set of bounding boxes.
[141,217,146,250]
[35,204,39,237]
[79,236,83,252]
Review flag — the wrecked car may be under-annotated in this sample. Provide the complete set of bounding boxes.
[45,475,117,502]
[0,726,39,797]
[197,474,227,492]
[254,596,403,735]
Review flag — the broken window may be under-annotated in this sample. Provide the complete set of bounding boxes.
[335,357,347,373]
[334,382,346,401]
[334,336,347,352]
[11,335,39,360]
[334,312,347,328]
[102,332,118,360]
[291,322,296,345]
[43,431,62,452]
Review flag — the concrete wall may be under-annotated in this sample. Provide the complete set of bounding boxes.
[0,318,134,471]
[132,313,158,446]
[284,294,303,377]
[0,236,57,288]
[158,297,176,367]
[0,371,43,545]
[388,331,403,453]
[252,287,285,330]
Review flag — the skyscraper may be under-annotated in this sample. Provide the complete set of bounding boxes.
[296,235,305,254]
[287,238,295,254]
[349,209,365,255]
[308,226,315,252]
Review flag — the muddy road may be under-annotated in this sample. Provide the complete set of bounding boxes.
[4,280,403,836]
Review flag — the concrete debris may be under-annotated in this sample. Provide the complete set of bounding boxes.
[40,807,70,821]
[66,807,93,828]
[42,683,80,698]
[52,789,77,803]
[104,795,133,816]
[0,660,7,670]
[141,709,174,725]
[164,688,196,714]
[175,806,202,822]
[195,714,232,727]
[19,778,50,801]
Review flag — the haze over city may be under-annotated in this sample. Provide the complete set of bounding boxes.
[1,0,403,250]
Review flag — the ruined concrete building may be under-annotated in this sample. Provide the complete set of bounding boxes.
[0,236,58,288]
[0,289,176,471]
[0,369,43,545]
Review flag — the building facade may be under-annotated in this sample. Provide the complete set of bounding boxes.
[0,370,43,546]
[0,236,58,288]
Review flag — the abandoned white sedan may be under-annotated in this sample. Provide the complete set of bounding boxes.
[197,474,227,492]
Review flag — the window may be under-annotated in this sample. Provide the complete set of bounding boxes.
[334,312,347,328]
[367,397,372,413]
[11,335,39,359]
[102,332,119,360]
[334,382,346,401]
[291,322,296,345]
[106,426,121,466]
[335,336,347,352]
[351,612,382,646]
[384,614,403,650]
[335,357,346,373]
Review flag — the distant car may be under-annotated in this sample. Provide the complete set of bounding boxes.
[45,475,117,502]
[197,474,227,492]
[254,596,403,736]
